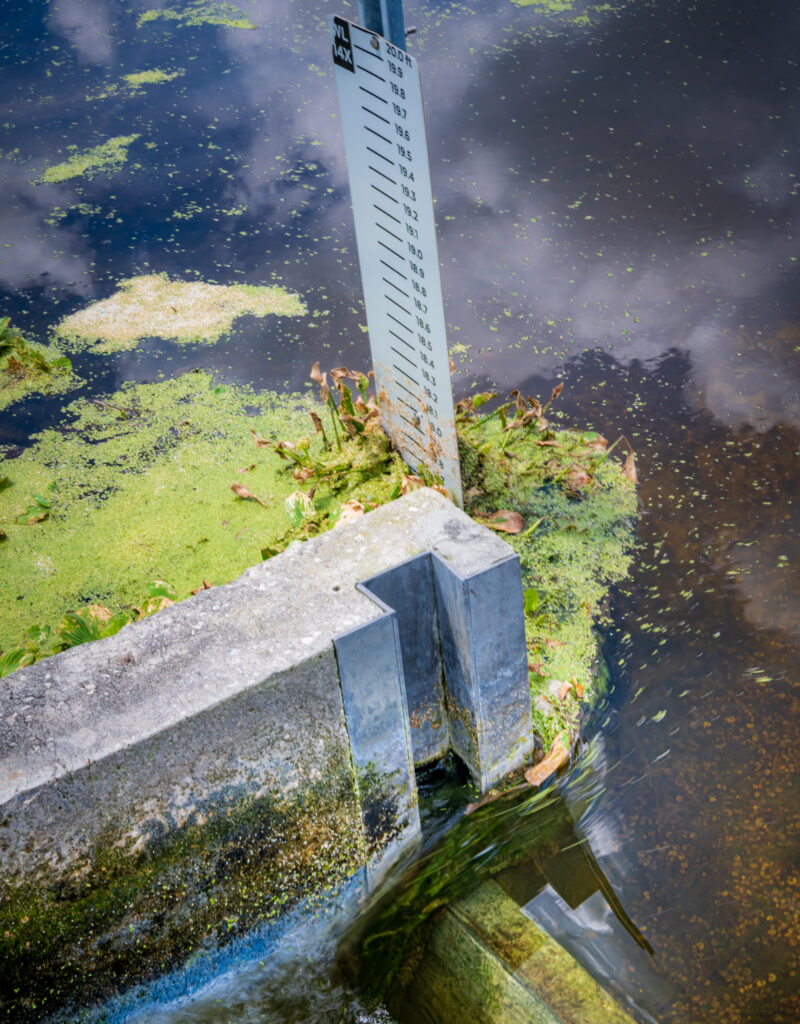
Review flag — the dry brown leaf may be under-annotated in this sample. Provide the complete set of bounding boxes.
[574,679,585,698]
[536,440,560,447]
[250,428,271,449]
[483,509,524,534]
[550,382,564,403]
[191,579,214,595]
[85,604,113,625]
[309,410,324,434]
[449,357,455,373]
[310,361,324,385]
[401,474,425,495]
[238,463,256,473]
[231,482,267,507]
[334,499,366,529]
[292,466,314,482]
[587,436,607,450]
[465,486,483,499]
[563,466,591,491]
[622,452,638,485]
[524,733,569,788]
[529,661,545,675]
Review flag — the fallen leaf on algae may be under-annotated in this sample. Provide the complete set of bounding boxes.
[334,499,365,528]
[482,509,524,534]
[401,474,425,495]
[191,579,214,595]
[249,429,271,449]
[563,466,591,491]
[231,482,267,506]
[524,733,569,788]
[622,452,638,485]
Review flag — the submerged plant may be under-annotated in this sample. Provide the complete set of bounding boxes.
[0,317,73,411]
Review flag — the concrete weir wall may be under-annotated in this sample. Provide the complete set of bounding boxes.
[0,489,533,1021]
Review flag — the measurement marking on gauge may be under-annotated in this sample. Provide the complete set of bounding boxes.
[356,65,386,83]
[377,240,404,260]
[382,276,408,295]
[391,346,417,366]
[363,125,392,145]
[386,311,411,332]
[362,105,390,123]
[368,165,396,184]
[367,146,394,165]
[374,204,401,223]
[371,184,398,204]
[354,43,383,60]
[379,258,405,277]
[359,85,387,105]
[377,222,403,243]
[384,289,410,309]
[388,329,413,348]
[394,364,419,385]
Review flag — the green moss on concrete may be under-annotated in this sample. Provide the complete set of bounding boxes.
[54,274,307,352]
[138,2,257,30]
[0,758,363,1022]
[35,135,141,184]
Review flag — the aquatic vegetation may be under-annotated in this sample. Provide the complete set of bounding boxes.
[0,317,75,411]
[512,0,576,10]
[53,273,307,352]
[123,68,184,88]
[34,134,140,184]
[90,69,184,99]
[0,373,325,651]
[0,582,177,678]
[138,1,257,30]
[457,386,638,749]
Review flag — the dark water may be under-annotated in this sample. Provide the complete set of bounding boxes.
[2,0,799,1021]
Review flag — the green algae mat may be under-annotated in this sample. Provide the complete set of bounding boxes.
[1,367,637,769]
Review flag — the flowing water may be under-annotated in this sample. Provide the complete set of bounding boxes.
[2,0,799,1021]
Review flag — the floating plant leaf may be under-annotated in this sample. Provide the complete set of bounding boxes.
[284,490,314,527]
[482,509,524,533]
[145,579,177,600]
[523,587,539,615]
[0,647,35,678]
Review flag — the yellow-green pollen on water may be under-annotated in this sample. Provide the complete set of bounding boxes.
[53,273,307,352]
[35,135,141,184]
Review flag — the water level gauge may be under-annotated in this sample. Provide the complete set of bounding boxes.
[331,15,462,504]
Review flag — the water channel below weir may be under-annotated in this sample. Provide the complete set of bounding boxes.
[1,0,799,1021]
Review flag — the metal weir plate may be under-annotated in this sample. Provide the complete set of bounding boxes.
[331,16,462,504]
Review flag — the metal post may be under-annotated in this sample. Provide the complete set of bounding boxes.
[357,0,406,47]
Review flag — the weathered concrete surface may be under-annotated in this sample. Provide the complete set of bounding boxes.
[0,489,532,1021]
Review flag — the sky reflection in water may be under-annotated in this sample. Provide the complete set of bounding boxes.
[1,0,799,1020]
